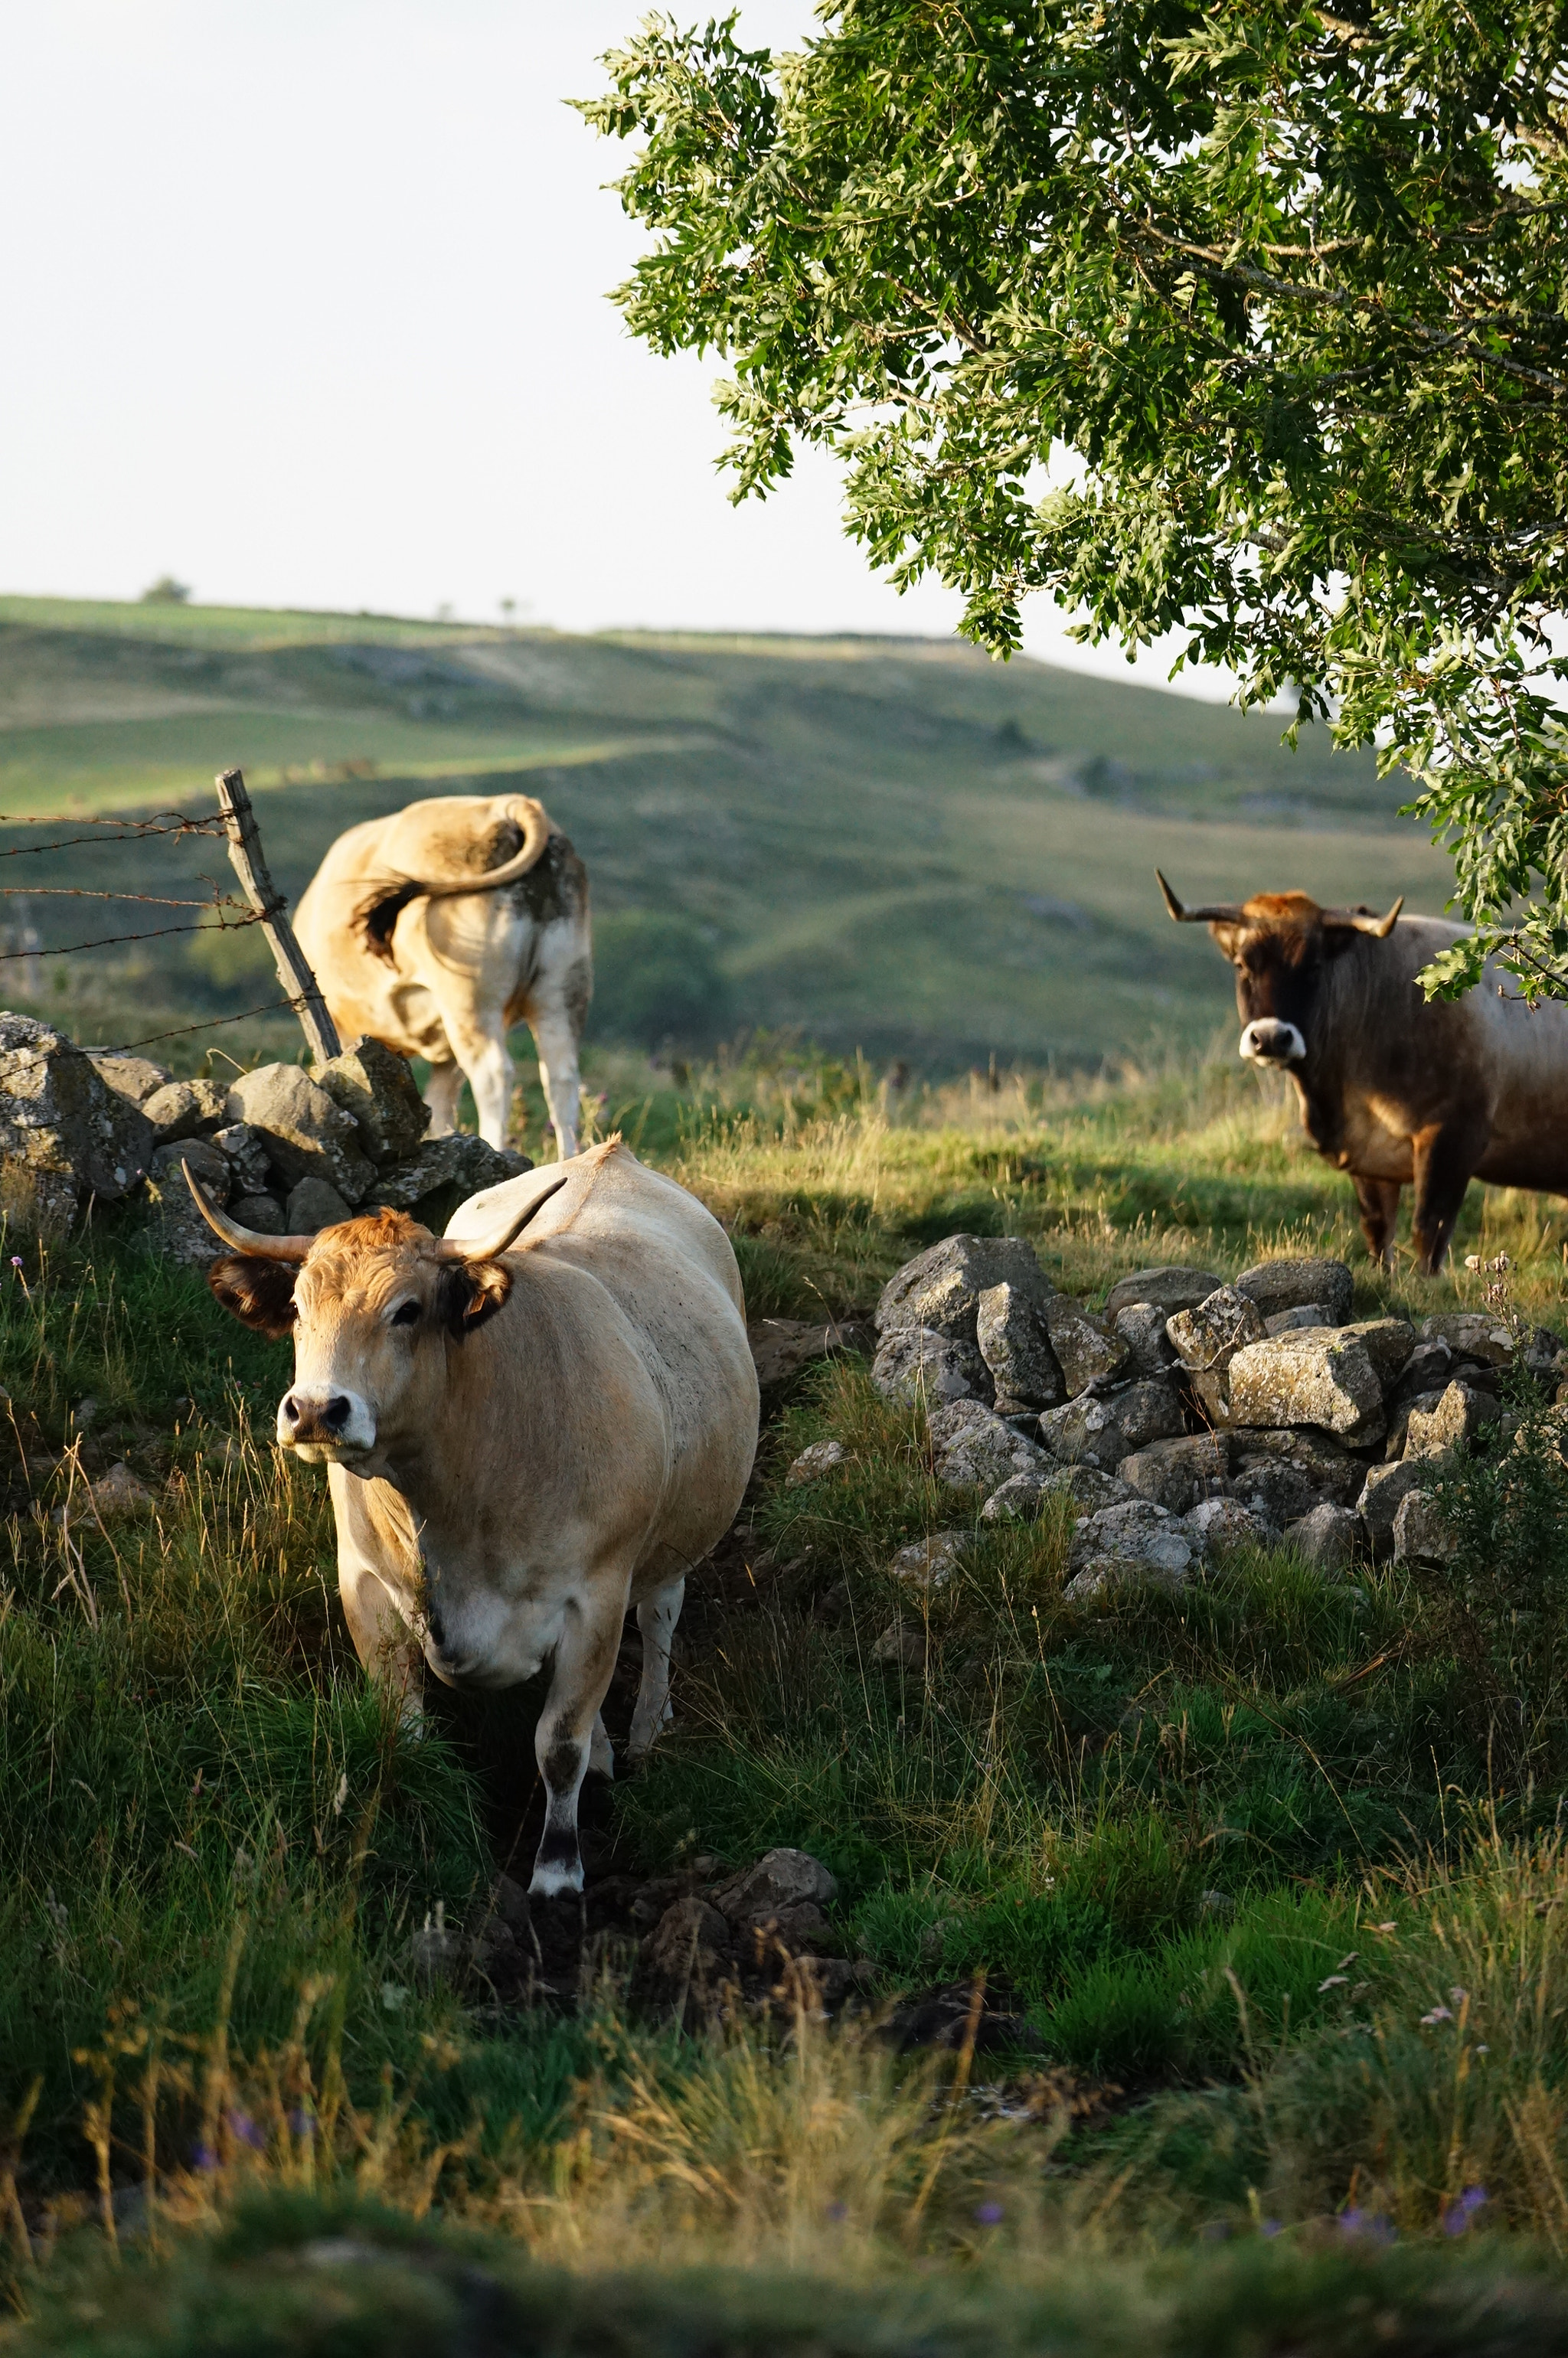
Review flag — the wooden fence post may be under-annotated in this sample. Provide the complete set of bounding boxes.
[214,767,341,1065]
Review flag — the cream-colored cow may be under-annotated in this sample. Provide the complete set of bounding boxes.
[294,792,591,1157]
[188,1141,758,1896]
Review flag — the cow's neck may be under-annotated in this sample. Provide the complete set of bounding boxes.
[376,1280,564,1573]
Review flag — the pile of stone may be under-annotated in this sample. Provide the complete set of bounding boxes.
[871,1233,1559,1595]
[0,1012,532,1260]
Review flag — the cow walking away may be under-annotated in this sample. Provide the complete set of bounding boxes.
[294,793,591,1158]
[1158,871,1568,1273]
[187,1140,759,1896]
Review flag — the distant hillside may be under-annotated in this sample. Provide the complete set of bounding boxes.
[0,596,1456,1073]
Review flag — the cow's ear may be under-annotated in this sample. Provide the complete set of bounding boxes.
[1208,922,1242,960]
[207,1255,299,1339]
[435,1259,512,1340]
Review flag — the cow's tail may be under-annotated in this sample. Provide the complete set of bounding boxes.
[353,796,554,962]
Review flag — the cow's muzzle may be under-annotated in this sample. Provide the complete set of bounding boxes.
[1239,1019,1306,1066]
[276,1383,376,1460]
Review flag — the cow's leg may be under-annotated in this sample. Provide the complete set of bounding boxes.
[436,1014,514,1151]
[629,1576,684,1761]
[339,1560,423,1725]
[527,1001,583,1161]
[1351,1174,1403,1266]
[425,1059,464,1139]
[530,1591,626,1897]
[1410,1120,1486,1275]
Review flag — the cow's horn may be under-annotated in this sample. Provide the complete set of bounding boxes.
[183,1164,314,1260]
[1155,869,1244,924]
[435,1171,573,1264]
[1324,895,1404,939]
[402,795,551,902]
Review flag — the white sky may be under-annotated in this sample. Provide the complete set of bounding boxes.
[0,0,1236,700]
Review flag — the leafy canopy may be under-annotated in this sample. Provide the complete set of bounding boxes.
[581,2,1568,996]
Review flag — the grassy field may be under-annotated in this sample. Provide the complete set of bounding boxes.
[0,595,1457,1077]
[6,1049,1568,2349]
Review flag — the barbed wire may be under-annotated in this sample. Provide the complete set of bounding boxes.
[0,996,312,1087]
[0,887,254,908]
[0,813,229,859]
[0,912,266,962]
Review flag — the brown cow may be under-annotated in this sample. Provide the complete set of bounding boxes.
[187,1140,758,1896]
[1158,871,1568,1272]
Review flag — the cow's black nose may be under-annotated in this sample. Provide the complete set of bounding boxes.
[322,1396,351,1432]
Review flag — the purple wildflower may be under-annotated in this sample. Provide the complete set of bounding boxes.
[191,2140,217,2172]
[825,2200,848,2222]
[1443,2187,1488,2236]
[288,2108,315,2138]
[1339,2206,1396,2244]
[226,2109,265,2151]
[974,2201,1005,2226]
[1260,2220,1282,2239]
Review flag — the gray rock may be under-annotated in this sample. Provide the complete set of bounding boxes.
[212,1122,274,1197]
[710,1847,838,1923]
[642,1896,733,1982]
[1064,1500,1196,1600]
[1039,1378,1184,1471]
[1236,1256,1354,1326]
[1521,1328,1564,1385]
[1284,1501,1362,1573]
[1043,1296,1129,1397]
[230,1191,286,1236]
[315,1036,430,1166]
[929,1399,1051,1491]
[1184,1496,1269,1556]
[285,1175,354,1233]
[1117,1432,1232,1513]
[1226,1331,1387,1445]
[876,1233,1054,1341]
[1420,1312,1515,1369]
[871,1324,978,1407]
[1264,1303,1336,1336]
[1229,1429,1369,1526]
[88,1053,172,1106]
[873,1618,926,1668]
[1102,1266,1223,1321]
[1359,1453,1453,1552]
[153,1135,229,1197]
[1166,1285,1266,1374]
[1386,1390,1447,1462]
[1405,1379,1500,1458]
[142,1077,230,1145]
[1342,1317,1417,1387]
[1113,1300,1178,1378]
[975,1279,1063,1409]
[370,1132,532,1215]
[1393,1488,1459,1567]
[786,1439,849,1488]
[0,1016,154,1230]
[1396,1338,1455,1399]
[981,1465,1134,1522]
[144,1140,230,1266]
[225,1064,374,1203]
[887,1531,969,1591]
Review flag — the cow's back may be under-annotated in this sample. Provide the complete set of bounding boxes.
[446,1143,758,1572]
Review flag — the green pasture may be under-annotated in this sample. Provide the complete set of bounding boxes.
[0,595,1455,1074]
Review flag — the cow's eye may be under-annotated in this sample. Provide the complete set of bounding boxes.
[390,1299,421,1328]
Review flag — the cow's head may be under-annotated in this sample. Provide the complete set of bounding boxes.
[187,1168,568,1474]
[1156,873,1403,1067]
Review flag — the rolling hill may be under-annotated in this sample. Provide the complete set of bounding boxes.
[0,594,1458,1073]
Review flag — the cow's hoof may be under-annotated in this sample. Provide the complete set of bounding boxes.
[529,1858,584,1900]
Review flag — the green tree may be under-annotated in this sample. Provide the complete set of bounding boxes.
[582,3,1568,997]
